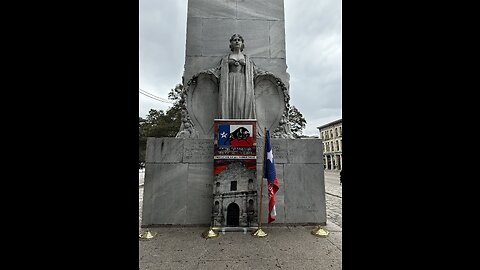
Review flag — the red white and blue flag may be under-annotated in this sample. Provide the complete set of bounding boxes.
[218,124,254,147]
[264,130,279,223]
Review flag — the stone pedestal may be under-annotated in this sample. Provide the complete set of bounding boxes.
[141,137,326,226]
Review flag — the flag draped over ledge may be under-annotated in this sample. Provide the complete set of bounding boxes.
[264,130,279,223]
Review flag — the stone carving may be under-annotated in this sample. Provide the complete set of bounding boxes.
[176,34,294,139]
[177,73,217,138]
[254,74,294,138]
[175,83,199,139]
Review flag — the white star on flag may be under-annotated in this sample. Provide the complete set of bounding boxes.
[267,149,274,163]
[220,131,227,138]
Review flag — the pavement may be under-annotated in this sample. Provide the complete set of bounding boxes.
[139,170,342,270]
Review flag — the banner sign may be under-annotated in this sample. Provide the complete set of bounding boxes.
[213,119,256,175]
[214,120,256,159]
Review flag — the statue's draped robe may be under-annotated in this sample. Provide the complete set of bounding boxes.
[217,54,256,119]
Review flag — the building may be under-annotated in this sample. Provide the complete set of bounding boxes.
[317,119,342,171]
[212,162,257,227]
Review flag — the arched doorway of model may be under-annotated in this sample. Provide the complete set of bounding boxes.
[226,202,240,226]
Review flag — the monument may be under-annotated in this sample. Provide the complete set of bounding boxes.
[141,0,327,228]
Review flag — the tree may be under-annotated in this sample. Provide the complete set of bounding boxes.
[288,106,307,138]
[139,84,183,162]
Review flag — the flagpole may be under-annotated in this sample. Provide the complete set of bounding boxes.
[252,127,267,237]
[259,128,265,228]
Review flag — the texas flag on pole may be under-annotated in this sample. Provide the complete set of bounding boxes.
[264,130,279,223]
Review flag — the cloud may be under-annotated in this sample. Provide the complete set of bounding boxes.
[139,0,341,136]
[139,0,188,116]
[284,0,342,136]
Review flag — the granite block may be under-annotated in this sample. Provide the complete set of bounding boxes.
[142,163,189,225]
[269,20,286,58]
[237,19,270,57]
[143,138,326,225]
[284,164,326,224]
[201,18,238,56]
[250,57,288,83]
[186,163,214,224]
[188,0,236,18]
[287,139,323,164]
[145,137,184,163]
[256,138,288,164]
[141,163,156,225]
[183,139,215,163]
[183,56,223,84]
[186,16,203,56]
[237,0,284,20]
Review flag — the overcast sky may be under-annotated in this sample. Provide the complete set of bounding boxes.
[139,0,341,136]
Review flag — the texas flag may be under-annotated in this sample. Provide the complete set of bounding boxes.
[264,130,279,223]
[218,124,254,147]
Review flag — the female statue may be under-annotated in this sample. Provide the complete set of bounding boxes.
[211,34,264,119]
[176,34,294,138]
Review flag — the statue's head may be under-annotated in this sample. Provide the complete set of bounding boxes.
[229,34,245,51]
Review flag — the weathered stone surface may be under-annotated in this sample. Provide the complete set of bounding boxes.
[183,139,214,163]
[237,20,270,58]
[186,163,214,224]
[142,163,188,225]
[256,138,288,164]
[183,56,222,83]
[269,20,286,58]
[284,164,326,224]
[201,18,238,56]
[237,0,284,20]
[186,18,275,58]
[184,0,288,85]
[254,77,285,134]
[287,139,323,164]
[250,57,288,83]
[145,137,183,163]
[142,138,325,225]
[188,0,236,19]
[185,16,203,56]
[186,73,219,137]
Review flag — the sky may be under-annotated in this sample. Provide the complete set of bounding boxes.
[139,0,341,137]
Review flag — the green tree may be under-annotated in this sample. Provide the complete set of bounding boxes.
[139,84,183,162]
[288,105,307,138]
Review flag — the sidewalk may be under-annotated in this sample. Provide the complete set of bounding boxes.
[139,223,342,270]
[139,170,342,269]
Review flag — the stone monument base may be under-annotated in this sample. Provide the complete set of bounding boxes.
[141,138,326,227]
